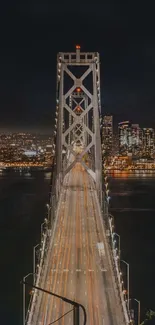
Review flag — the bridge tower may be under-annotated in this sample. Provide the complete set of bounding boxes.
[55,46,102,200]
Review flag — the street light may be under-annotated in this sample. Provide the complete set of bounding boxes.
[108,213,115,224]
[23,273,34,325]
[121,260,130,312]
[108,214,115,234]
[134,298,140,325]
[113,232,121,263]
[41,218,48,240]
[33,244,40,284]
[21,280,87,325]
[103,213,115,239]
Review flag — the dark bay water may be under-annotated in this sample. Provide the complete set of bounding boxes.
[1,170,155,324]
[109,171,155,320]
[0,170,50,325]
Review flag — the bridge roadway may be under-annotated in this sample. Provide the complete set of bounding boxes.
[32,163,125,325]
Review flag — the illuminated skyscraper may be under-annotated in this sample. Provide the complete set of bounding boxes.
[119,122,154,157]
[131,124,140,146]
[142,128,154,157]
[102,115,113,155]
[118,121,132,155]
[131,124,141,156]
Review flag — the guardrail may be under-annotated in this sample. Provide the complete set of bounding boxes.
[96,186,130,324]
[26,229,48,325]
[25,181,58,324]
[108,215,131,324]
[24,159,131,325]
[102,157,132,324]
[24,152,70,324]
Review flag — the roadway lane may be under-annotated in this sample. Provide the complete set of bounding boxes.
[32,163,126,325]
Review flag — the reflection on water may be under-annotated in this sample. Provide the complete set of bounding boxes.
[109,170,155,179]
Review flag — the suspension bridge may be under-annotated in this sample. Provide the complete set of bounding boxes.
[23,46,131,325]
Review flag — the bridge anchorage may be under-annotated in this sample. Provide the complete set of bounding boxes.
[23,47,132,325]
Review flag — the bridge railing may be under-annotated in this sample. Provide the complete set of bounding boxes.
[25,228,49,324]
[102,200,131,325]
[108,215,131,324]
[25,159,59,325]
[25,198,59,324]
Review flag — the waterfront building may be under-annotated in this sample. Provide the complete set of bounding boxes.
[142,128,154,158]
[118,121,132,155]
[131,124,141,157]
[102,115,113,156]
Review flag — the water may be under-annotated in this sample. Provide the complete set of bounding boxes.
[109,171,155,319]
[1,170,155,324]
[0,170,50,325]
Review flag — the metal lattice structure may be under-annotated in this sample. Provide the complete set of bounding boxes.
[55,46,102,200]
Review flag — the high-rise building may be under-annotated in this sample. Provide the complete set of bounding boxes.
[118,121,132,155]
[142,128,154,157]
[118,121,154,158]
[131,124,141,156]
[131,124,140,146]
[102,115,113,156]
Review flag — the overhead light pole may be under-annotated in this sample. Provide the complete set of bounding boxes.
[41,218,48,240]
[121,260,130,312]
[129,298,140,325]
[33,244,40,284]
[113,232,121,262]
[134,298,140,325]
[21,280,87,325]
[23,273,34,325]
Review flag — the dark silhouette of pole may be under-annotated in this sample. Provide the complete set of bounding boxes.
[73,305,80,325]
[21,280,86,325]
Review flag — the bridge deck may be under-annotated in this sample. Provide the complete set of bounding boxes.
[32,163,125,325]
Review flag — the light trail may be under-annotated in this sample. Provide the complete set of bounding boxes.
[31,163,126,325]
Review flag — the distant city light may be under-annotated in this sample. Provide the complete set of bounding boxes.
[24,151,37,157]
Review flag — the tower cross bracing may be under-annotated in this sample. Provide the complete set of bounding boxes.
[55,47,102,200]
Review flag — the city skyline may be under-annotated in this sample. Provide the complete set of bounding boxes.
[1,10,155,323]
[0,1,155,130]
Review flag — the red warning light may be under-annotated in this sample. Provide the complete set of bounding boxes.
[77,106,81,111]
[76,87,81,92]
[76,45,81,49]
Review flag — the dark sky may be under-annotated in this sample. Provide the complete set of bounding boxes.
[0,0,155,132]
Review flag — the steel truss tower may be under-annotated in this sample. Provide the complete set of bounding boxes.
[55,46,102,200]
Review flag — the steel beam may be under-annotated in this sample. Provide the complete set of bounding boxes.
[56,47,102,198]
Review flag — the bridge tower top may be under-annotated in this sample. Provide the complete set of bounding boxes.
[55,46,102,199]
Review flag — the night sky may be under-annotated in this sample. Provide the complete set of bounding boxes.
[0,0,155,132]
